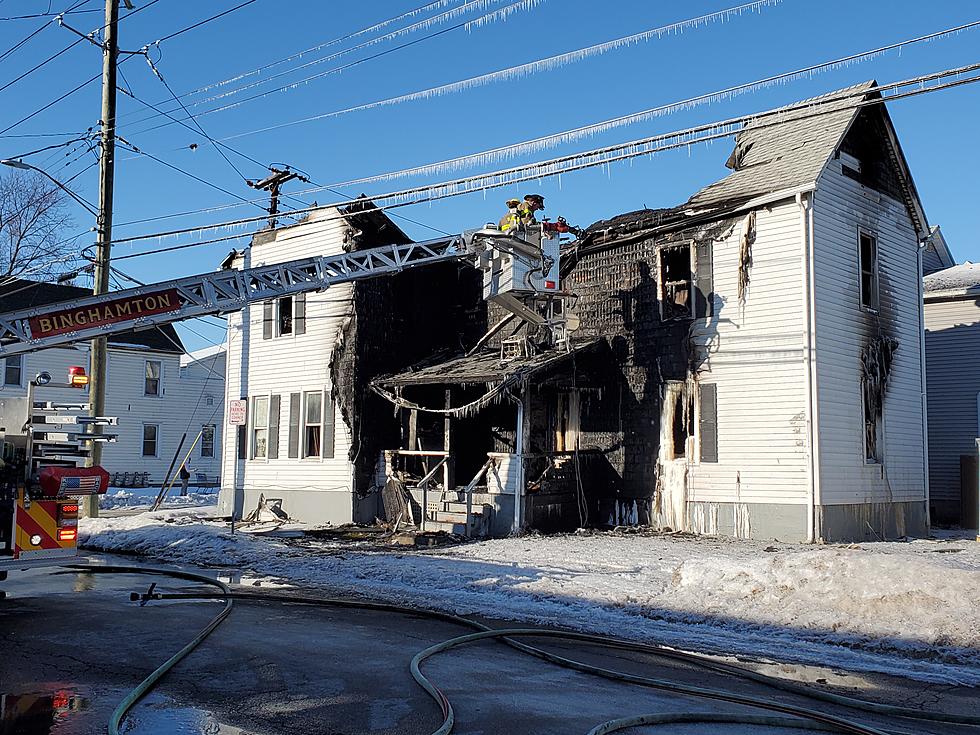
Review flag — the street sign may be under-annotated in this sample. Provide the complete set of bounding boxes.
[228,400,247,426]
[42,416,118,426]
[28,289,181,339]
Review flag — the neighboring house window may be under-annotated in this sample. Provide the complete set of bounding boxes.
[142,424,159,457]
[206,395,214,407]
[859,231,879,311]
[200,425,215,458]
[303,391,322,458]
[263,293,306,339]
[3,355,23,386]
[659,243,693,320]
[144,360,162,396]
[252,396,269,459]
[862,382,883,464]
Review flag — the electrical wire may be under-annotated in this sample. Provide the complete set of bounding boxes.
[102,65,980,258]
[108,17,980,232]
[217,0,784,143]
[122,0,545,136]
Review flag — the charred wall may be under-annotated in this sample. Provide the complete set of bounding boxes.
[332,261,486,496]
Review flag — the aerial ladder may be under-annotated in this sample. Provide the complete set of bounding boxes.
[0,220,577,577]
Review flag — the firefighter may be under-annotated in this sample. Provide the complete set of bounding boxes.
[498,198,521,233]
[518,193,545,226]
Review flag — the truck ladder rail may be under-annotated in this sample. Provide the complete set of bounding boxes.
[0,234,471,357]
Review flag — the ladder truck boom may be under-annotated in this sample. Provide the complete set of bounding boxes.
[0,232,483,357]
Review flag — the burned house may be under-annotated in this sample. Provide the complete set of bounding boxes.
[374,81,931,542]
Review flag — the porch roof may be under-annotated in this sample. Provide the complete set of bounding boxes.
[374,338,604,388]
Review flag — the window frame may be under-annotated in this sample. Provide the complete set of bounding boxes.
[277,295,293,336]
[200,424,215,458]
[861,380,884,465]
[3,354,23,387]
[302,390,323,460]
[657,242,695,321]
[858,228,880,313]
[142,423,160,457]
[250,394,271,461]
[144,359,163,397]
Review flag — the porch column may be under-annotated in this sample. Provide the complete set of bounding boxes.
[514,391,530,533]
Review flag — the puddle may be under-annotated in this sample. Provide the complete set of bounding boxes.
[0,689,86,735]
[1,689,249,735]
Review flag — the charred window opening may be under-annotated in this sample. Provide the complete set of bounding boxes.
[862,382,883,464]
[659,244,693,320]
[861,335,897,465]
[663,382,694,460]
[859,231,879,311]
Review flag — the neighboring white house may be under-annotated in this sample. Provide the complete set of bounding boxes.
[0,279,225,485]
[923,262,979,528]
[218,209,365,524]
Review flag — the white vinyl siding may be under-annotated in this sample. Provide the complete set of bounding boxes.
[688,200,811,506]
[811,163,926,506]
[219,209,355,525]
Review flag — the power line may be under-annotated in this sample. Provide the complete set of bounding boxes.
[218,0,783,143]
[115,0,508,129]
[123,0,546,136]
[0,0,160,97]
[0,0,91,64]
[154,0,259,45]
[109,16,980,231]
[103,64,980,259]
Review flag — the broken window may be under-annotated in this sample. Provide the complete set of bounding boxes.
[662,382,694,460]
[277,296,293,335]
[862,382,882,464]
[659,244,693,320]
[859,231,879,311]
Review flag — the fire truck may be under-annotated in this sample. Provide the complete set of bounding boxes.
[0,365,113,582]
[0,219,575,582]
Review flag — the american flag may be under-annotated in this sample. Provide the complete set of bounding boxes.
[61,476,102,492]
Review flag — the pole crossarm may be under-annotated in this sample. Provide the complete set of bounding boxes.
[0,234,471,356]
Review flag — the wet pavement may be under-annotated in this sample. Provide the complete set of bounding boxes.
[1,555,976,734]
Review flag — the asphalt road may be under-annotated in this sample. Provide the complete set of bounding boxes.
[1,556,976,735]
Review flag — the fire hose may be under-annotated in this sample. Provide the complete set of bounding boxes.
[63,564,977,735]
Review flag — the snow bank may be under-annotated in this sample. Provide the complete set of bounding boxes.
[99,487,218,510]
[79,514,980,685]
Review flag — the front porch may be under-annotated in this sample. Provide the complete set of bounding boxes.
[372,340,609,537]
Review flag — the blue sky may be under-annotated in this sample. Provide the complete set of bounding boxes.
[1,0,978,351]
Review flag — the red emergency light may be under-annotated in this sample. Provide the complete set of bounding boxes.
[68,365,89,388]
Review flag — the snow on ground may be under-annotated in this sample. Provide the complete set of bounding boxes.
[98,486,218,510]
[79,509,980,686]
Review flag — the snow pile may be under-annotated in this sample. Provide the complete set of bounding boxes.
[98,487,218,510]
[79,514,980,684]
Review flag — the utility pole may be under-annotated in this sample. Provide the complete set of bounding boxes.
[84,0,120,518]
[247,167,309,229]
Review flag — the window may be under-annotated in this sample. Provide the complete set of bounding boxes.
[263,294,306,340]
[144,360,162,396]
[201,425,215,458]
[251,396,269,459]
[303,391,322,458]
[859,231,878,311]
[862,382,883,464]
[142,424,159,457]
[663,382,693,460]
[3,355,23,386]
[659,244,693,320]
[206,395,214,407]
[277,296,293,335]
